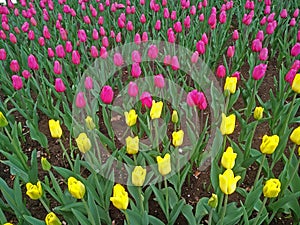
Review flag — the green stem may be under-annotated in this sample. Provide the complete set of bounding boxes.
[253,198,268,225]
[40,197,51,213]
[82,198,97,225]
[280,93,297,137]
[246,80,257,123]
[219,194,228,225]
[208,208,214,225]
[164,177,169,221]
[123,210,130,225]
[58,139,74,170]
[253,154,266,188]
[138,186,144,212]
[224,94,230,115]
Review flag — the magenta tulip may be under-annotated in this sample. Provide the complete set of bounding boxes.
[140,92,152,108]
[10,60,20,72]
[65,41,73,53]
[12,75,23,90]
[280,9,288,18]
[191,51,199,64]
[22,70,31,79]
[131,62,141,78]
[48,48,54,58]
[0,49,6,60]
[76,92,86,108]
[232,30,239,41]
[227,46,235,58]
[216,65,226,78]
[171,56,180,70]
[53,60,62,75]
[113,53,123,66]
[90,46,98,58]
[259,48,268,61]
[100,85,114,104]
[28,54,39,70]
[252,39,262,52]
[128,82,138,97]
[132,50,141,63]
[252,64,267,80]
[154,74,165,88]
[72,50,81,65]
[148,45,159,59]
[196,40,206,54]
[78,29,87,42]
[55,78,66,92]
[56,45,65,58]
[291,43,300,57]
[285,69,297,85]
[84,76,93,90]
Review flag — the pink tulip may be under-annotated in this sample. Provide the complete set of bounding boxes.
[90,46,98,58]
[38,37,45,46]
[53,60,62,74]
[85,76,93,90]
[196,40,206,54]
[202,0,207,7]
[48,48,54,58]
[298,30,300,42]
[132,50,141,63]
[131,62,141,78]
[56,45,65,58]
[191,51,199,64]
[100,85,114,104]
[43,26,51,39]
[219,10,227,24]
[0,30,6,40]
[264,6,270,14]
[266,22,275,34]
[199,13,205,21]
[78,29,87,42]
[267,13,275,22]
[117,17,125,28]
[128,82,138,97]
[140,92,152,108]
[174,22,182,33]
[186,90,199,107]
[290,18,296,27]
[9,33,17,44]
[252,39,262,52]
[208,13,217,29]
[197,92,207,110]
[92,28,99,40]
[162,0,167,6]
[28,30,35,40]
[265,0,271,6]
[256,30,264,41]
[30,17,37,26]
[171,11,176,20]
[10,60,20,72]
[134,33,141,45]
[70,9,76,17]
[110,30,115,38]
[154,74,165,88]
[202,33,208,45]
[163,8,169,18]
[0,49,6,60]
[184,16,191,29]
[291,43,300,57]
[164,55,172,66]
[140,14,146,24]
[293,8,299,18]
[142,32,148,42]
[2,22,9,31]
[252,64,267,80]
[114,53,123,66]
[76,92,86,108]
[140,0,145,4]
[127,21,133,31]
[168,31,176,43]
[148,45,159,59]
[259,48,268,61]
[12,75,23,90]
[232,71,241,80]
[22,70,31,79]
[98,16,104,25]
[100,47,108,58]
[72,50,80,65]
[28,54,39,70]
[216,65,226,78]
[291,60,300,70]
[155,20,161,31]
[116,32,122,43]
[190,5,196,15]
[227,46,235,58]
[171,56,180,70]
[65,41,72,53]
[59,28,67,41]
[280,9,288,18]
[232,30,239,41]
[285,69,297,85]
[83,15,91,24]
[55,78,66,92]
[56,20,61,29]
[102,36,109,47]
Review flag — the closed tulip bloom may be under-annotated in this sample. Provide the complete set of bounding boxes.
[43,26,51,39]
[100,47,108,58]
[72,50,80,65]
[253,64,267,80]
[280,9,288,18]
[148,45,159,59]
[171,110,179,124]
[224,77,237,94]
[26,181,43,200]
[184,16,191,28]
[150,100,163,119]
[65,41,72,53]
[11,75,23,90]
[10,60,20,72]
[76,133,92,153]
[216,65,226,78]
[142,32,148,42]
[191,51,199,64]
[197,92,207,110]
[292,74,300,93]
[110,184,129,210]
[68,177,85,199]
[154,74,165,88]
[293,8,299,18]
[128,81,138,97]
[134,33,141,45]
[92,28,99,40]
[53,61,62,75]
[0,48,6,60]
[28,30,35,40]
[154,20,161,30]
[116,32,122,43]
[22,70,31,79]
[157,153,171,176]
[124,109,138,127]
[196,40,206,54]
[172,130,184,147]
[260,135,279,154]
[256,31,264,42]
[171,11,177,20]
[84,76,93,90]
[173,21,182,33]
[38,37,45,46]
[208,193,218,208]
[113,53,123,66]
[85,116,95,130]
[75,92,86,108]
[131,62,141,78]
[290,126,300,145]
[291,43,300,57]
[171,56,180,70]
[55,45,65,58]
[126,136,139,154]
[9,33,17,44]
[221,147,237,169]
[259,48,268,61]
[45,212,62,225]
[89,46,98,58]
[100,85,114,104]
[0,111,8,127]
[131,50,141,63]
[140,92,152,108]
[78,29,87,42]
[219,169,241,195]
[252,39,262,52]
[297,30,300,42]
[219,10,227,24]
[220,113,236,135]
[55,78,66,92]
[227,46,235,58]
[208,13,217,29]
[232,30,239,41]
[49,119,62,138]
[263,178,281,198]
[232,71,240,80]
[48,48,55,58]
[132,166,146,186]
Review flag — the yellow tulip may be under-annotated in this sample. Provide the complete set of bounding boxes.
[263,178,281,198]
[26,181,43,200]
[3,223,13,225]
[68,177,85,199]
[0,111,8,127]
[219,169,241,195]
[150,100,163,119]
[132,166,147,186]
[171,110,178,123]
[260,135,279,154]
[41,157,51,171]
[48,119,62,138]
[172,130,184,147]
[45,212,62,225]
[110,184,129,210]
[292,73,300,93]
[85,116,95,130]
[224,77,237,94]
[221,147,237,169]
[157,153,171,176]
[254,106,264,120]
[124,109,138,127]
[126,136,139,154]
[208,193,218,208]
[290,126,300,145]
[220,113,236,135]
[76,133,92,153]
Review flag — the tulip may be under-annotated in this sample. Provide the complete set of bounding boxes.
[164,55,172,66]
[199,13,205,21]
[196,40,205,54]
[172,130,184,147]
[150,100,163,120]
[140,92,152,108]
[55,45,65,58]
[28,30,35,40]
[220,113,236,135]
[0,111,8,127]
[186,90,199,107]
[90,46,98,58]
[260,135,279,154]
[219,10,227,24]
[171,110,178,124]
[266,22,275,34]
[65,41,72,53]
[48,48,55,58]
[290,126,300,145]
[219,169,241,195]
[127,82,138,97]
[224,77,237,94]
[292,74,300,93]
[55,78,66,92]
[148,45,159,59]
[140,14,146,23]
[142,32,148,42]
[208,194,218,208]
[126,21,133,31]
[49,119,62,138]
[232,30,239,41]
[134,33,141,45]
[154,20,161,31]
[173,22,182,33]
[132,166,146,186]
[227,46,235,58]
[154,74,165,88]
[3,223,13,225]
[259,48,268,61]
[252,39,262,52]
[167,30,176,43]
[298,30,300,42]
[163,8,170,18]
[78,29,87,42]
[110,184,129,210]
[9,33,17,44]
[157,153,171,176]
[191,51,199,64]
[252,64,267,80]
[76,133,92,153]
[293,8,299,18]
[197,92,207,110]
[263,178,281,198]
[254,106,264,120]
[124,109,138,127]
[113,53,123,66]
[45,212,62,225]
[208,13,217,29]
[126,136,139,154]
[72,50,80,65]
[102,36,109,47]
[10,60,19,72]
[171,11,176,20]
[291,43,300,57]
[38,37,45,46]
[280,9,288,18]
[41,157,51,171]
[221,147,237,169]
[92,28,99,40]
[100,47,108,58]
[11,75,23,90]
[53,61,62,75]
[0,48,6,60]
[131,50,141,63]
[68,177,85,199]
[171,56,180,70]
[131,62,141,78]
[84,76,93,90]
[216,65,226,78]
[26,181,43,200]
[100,85,114,104]
[43,26,51,39]
[285,70,297,85]
[184,16,191,28]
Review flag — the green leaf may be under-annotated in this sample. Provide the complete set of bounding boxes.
[151,185,167,217]
[195,197,210,223]
[182,204,197,225]
[169,199,185,225]
[71,208,92,225]
[23,215,45,225]
[148,215,165,225]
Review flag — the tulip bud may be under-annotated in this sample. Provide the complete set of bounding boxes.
[76,133,92,153]
[54,78,66,92]
[41,157,51,171]
[113,53,123,66]
[232,30,239,41]
[140,92,152,108]
[49,119,62,138]
[72,50,81,65]
[227,46,235,58]
[26,181,43,200]
[291,43,300,57]
[127,82,138,97]
[254,106,264,120]
[53,61,62,75]
[260,135,279,154]
[142,31,148,42]
[172,130,184,147]
[75,92,86,108]
[208,193,218,208]
[0,111,8,127]
[10,60,20,72]
[131,62,141,78]
[171,110,178,124]
[216,65,226,78]
[126,136,139,154]
[100,85,114,104]
[132,166,146,186]
[157,153,171,176]
[196,40,206,54]
[0,48,6,60]
[263,178,281,198]
[191,51,199,64]
[290,126,300,145]
[134,33,141,45]
[259,48,268,61]
[48,48,55,58]
[85,116,95,130]
[252,64,267,80]
[124,109,138,127]
[78,29,87,42]
[45,212,62,225]
[68,177,86,199]
[154,74,165,88]
[55,45,65,58]
[11,75,23,90]
[220,113,236,135]
[65,41,72,53]
[171,56,180,70]
[110,184,129,210]
[221,147,237,169]
[148,45,158,59]
[38,37,45,46]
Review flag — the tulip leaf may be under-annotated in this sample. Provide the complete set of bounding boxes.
[269,191,300,212]
[23,215,45,225]
[182,204,197,225]
[71,208,92,225]
[148,215,165,225]
[26,120,48,148]
[169,199,185,225]
[151,185,167,217]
